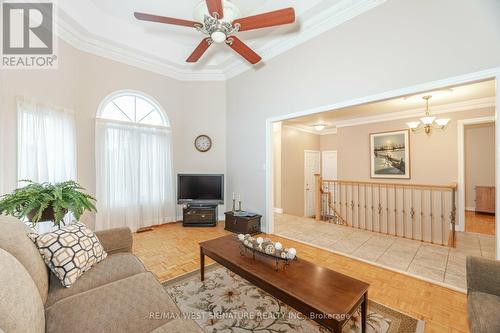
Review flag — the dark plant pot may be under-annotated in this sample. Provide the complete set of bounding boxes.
[27,206,68,223]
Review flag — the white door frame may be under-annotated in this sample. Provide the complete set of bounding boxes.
[304,150,320,217]
[265,67,500,259]
[321,150,338,180]
[457,116,496,232]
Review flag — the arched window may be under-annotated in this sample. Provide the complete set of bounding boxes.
[97,91,169,127]
[95,91,174,232]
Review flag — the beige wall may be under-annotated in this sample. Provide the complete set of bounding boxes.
[0,40,227,228]
[465,122,496,209]
[281,127,320,216]
[337,108,495,184]
[320,134,338,151]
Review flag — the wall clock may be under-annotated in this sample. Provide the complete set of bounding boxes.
[194,135,212,152]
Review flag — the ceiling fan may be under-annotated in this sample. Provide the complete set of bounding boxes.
[134,0,296,65]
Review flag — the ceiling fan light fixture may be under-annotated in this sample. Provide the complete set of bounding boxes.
[135,0,296,65]
[211,31,227,43]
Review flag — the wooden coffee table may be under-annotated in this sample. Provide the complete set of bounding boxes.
[199,235,369,333]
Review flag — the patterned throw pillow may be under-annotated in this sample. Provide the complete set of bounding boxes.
[28,222,107,288]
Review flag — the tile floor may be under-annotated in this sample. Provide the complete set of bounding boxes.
[274,213,496,290]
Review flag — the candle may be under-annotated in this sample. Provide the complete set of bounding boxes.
[238,195,241,201]
[232,192,235,200]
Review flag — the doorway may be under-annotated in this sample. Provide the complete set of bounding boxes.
[458,117,496,233]
[304,150,320,217]
[322,150,338,180]
[458,119,496,235]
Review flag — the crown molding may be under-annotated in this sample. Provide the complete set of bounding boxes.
[54,11,227,82]
[335,97,496,128]
[54,0,386,81]
[282,97,495,133]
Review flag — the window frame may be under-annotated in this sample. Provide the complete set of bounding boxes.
[96,90,169,128]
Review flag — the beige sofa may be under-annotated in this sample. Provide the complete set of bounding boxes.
[466,256,500,333]
[0,216,202,333]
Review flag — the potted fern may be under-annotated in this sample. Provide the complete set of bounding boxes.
[0,180,97,227]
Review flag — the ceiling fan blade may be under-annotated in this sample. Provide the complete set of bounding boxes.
[226,36,262,65]
[206,0,224,19]
[186,38,212,63]
[134,12,200,28]
[233,8,295,32]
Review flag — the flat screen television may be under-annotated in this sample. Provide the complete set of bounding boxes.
[177,174,224,205]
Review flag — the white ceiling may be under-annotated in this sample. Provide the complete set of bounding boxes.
[55,0,386,80]
[284,79,497,131]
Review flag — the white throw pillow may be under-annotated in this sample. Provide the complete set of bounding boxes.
[28,222,107,287]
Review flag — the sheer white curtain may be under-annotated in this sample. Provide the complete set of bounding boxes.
[95,119,175,232]
[17,97,77,232]
[17,97,76,182]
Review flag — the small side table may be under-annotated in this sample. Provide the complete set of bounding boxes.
[224,211,261,235]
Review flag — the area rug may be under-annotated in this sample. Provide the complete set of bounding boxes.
[163,264,424,333]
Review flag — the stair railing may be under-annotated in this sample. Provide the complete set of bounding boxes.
[315,175,457,247]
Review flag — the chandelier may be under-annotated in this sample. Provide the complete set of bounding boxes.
[406,95,450,135]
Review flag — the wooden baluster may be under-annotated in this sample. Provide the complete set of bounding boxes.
[441,191,445,246]
[357,184,360,228]
[338,181,341,223]
[325,181,328,221]
[377,185,382,232]
[327,182,330,221]
[345,184,348,226]
[351,185,355,228]
[411,189,415,240]
[315,174,321,221]
[394,185,397,236]
[371,185,374,232]
[322,184,326,221]
[330,182,333,221]
[451,188,457,247]
[336,181,339,222]
[421,190,424,242]
[386,185,389,235]
[364,184,367,230]
[402,188,406,238]
[340,183,343,224]
[327,185,330,221]
[344,184,347,224]
[430,190,434,244]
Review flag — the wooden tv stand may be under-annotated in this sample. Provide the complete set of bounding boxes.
[182,204,217,227]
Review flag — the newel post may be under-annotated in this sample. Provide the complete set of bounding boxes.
[315,174,322,221]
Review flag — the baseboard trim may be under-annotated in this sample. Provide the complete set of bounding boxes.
[274,208,284,214]
[465,207,476,212]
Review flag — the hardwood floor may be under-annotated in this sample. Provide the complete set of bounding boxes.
[133,221,231,281]
[133,222,468,332]
[465,210,495,235]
